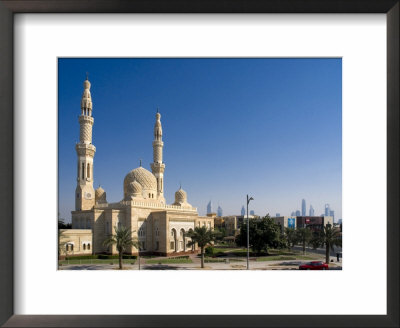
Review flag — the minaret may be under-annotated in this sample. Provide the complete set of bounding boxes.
[75,77,96,211]
[151,109,165,200]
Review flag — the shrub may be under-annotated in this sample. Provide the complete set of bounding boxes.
[169,255,189,260]
[205,246,215,256]
[65,255,99,260]
[98,254,137,260]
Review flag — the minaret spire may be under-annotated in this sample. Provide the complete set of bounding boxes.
[151,109,165,200]
[75,77,96,211]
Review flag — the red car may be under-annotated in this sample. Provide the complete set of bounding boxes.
[299,261,329,270]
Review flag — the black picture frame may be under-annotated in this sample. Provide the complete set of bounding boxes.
[0,1,398,327]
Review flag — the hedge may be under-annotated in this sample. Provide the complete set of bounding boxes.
[98,254,137,260]
[65,254,137,260]
[169,255,189,260]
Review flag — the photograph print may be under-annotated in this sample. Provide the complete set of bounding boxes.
[58,58,342,271]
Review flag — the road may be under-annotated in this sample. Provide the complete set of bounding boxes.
[293,245,342,257]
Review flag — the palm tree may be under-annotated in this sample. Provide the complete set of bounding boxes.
[321,224,342,264]
[103,225,140,270]
[186,226,218,268]
[296,227,313,255]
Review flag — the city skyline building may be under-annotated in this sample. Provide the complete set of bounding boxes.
[295,210,301,216]
[309,205,315,216]
[207,201,212,215]
[301,199,306,216]
[276,213,280,217]
[330,210,335,222]
[250,210,255,216]
[217,205,223,217]
[241,206,245,216]
[325,204,331,216]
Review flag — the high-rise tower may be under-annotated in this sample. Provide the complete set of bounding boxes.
[207,201,212,214]
[151,110,165,200]
[309,205,315,216]
[301,199,306,216]
[75,77,96,211]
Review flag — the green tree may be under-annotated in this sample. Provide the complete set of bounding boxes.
[58,219,72,229]
[309,230,323,250]
[296,227,313,254]
[236,215,281,255]
[185,226,218,268]
[283,227,297,252]
[102,225,140,270]
[321,224,342,264]
[213,227,226,242]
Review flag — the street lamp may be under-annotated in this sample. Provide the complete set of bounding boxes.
[246,194,254,270]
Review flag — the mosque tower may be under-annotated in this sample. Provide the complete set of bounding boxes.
[75,77,96,211]
[151,109,165,200]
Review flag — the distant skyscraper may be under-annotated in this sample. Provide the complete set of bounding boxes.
[207,201,212,214]
[276,213,280,217]
[241,206,245,216]
[309,205,314,216]
[291,211,295,216]
[217,206,223,217]
[329,210,335,221]
[250,210,255,215]
[295,210,301,216]
[301,199,306,216]
[324,204,330,216]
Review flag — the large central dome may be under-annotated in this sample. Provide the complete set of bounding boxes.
[123,167,157,197]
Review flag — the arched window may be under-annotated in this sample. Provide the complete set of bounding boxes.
[87,243,90,250]
[71,244,74,251]
[87,163,90,178]
[81,162,85,179]
[83,244,86,250]
[66,244,69,251]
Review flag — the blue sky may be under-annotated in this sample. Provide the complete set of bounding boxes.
[58,58,342,222]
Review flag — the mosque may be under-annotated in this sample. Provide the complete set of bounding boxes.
[60,78,214,257]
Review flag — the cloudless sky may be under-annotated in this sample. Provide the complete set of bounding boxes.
[58,58,342,222]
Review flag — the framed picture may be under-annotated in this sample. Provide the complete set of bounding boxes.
[0,0,398,327]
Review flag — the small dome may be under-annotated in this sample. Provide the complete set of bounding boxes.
[124,167,157,198]
[95,186,107,203]
[95,186,104,197]
[174,188,187,204]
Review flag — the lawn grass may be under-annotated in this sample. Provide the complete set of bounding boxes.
[146,258,193,264]
[59,259,136,265]
[256,256,297,261]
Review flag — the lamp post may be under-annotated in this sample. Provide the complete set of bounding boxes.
[246,194,254,270]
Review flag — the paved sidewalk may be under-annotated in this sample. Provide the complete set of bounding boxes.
[60,255,342,270]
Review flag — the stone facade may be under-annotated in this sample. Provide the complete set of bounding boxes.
[63,78,214,256]
[59,229,93,257]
